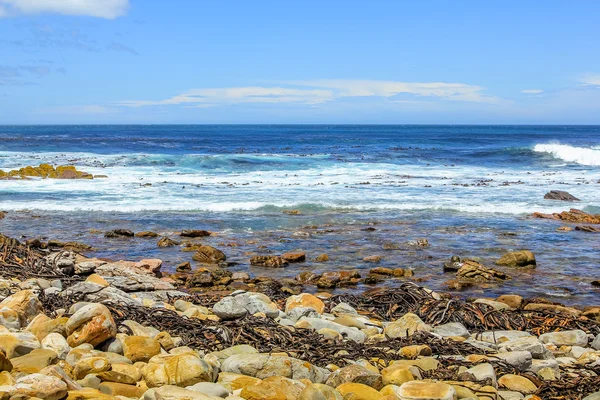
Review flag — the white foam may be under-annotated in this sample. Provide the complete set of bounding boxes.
[533,144,600,166]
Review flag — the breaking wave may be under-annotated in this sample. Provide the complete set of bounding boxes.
[533,144,600,166]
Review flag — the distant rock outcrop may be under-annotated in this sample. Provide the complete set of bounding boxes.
[544,190,580,201]
[0,164,95,180]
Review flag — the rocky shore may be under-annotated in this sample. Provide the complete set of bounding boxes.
[0,230,599,400]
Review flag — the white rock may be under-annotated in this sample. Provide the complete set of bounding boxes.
[432,322,470,339]
[41,333,71,359]
[186,382,230,398]
[539,330,588,347]
[298,317,366,343]
[466,363,497,387]
[590,334,600,351]
[14,373,68,400]
[492,351,532,371]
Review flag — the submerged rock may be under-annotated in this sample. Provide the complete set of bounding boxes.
[496,250,536,268]
[533,208,600,224]
[180,230,211,238]
[104,229,134,238]
[250,255,288,268]
[456,260,511,281]
[192,245,227,264]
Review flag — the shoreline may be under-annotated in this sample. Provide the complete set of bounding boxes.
[0,230,599,399]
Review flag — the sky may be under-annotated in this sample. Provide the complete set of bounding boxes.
[1,0,600,124]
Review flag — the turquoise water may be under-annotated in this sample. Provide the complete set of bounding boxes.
[1,125,599,304]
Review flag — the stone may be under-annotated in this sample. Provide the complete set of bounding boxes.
[144,385,218,400]
[299,384,328,400]
[10,348,57,373]
[282,251,306,262]
[239,381,288,400]
[143,352,213,387]
[180,230,211,238]
[390,358,439,372]
[336,382,383,399]
[98,382,146,398]
[539,330,588,347]
[384,313,431,338]
[65,389,118,400]
[136,231,159,238]
[330,303,358,316]
[0,352,11,372]
[456,260,510,281]
[523,303,581,316]
[316,254,329,262]
[592,334,600,350]
[474,298,511,310]
[465,363,496,387]
[381,365,414,386]
[493,351,532,371]
[544,190,580,201]
[66,303,117,347]
[497,295,524,309]
[0,290,42,327]
[208,345,258,362]
[158,236,180,247]
[396,381,457,400]
[0,308,20,330]
[496,250,536,268]
[13,373,68,400]
[73,356,111,379]
[498,375,537,394]
[532,208,600,224]
[477,330,531,343]
[285,293,325,314]
[192,246,226,263]
[220,353,329,383]
[213,292,279,320]
[104,229,134,238]
[186,382,230,398]
[326,364,382,389]
[499,336,548,359]
[250,255,288,268]
[432,322,470,339]
[122,320,160,338]
[123,336,161,362]
[296,317,367,343]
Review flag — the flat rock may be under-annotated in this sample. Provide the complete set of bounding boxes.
[544,190,580,201]
[396,381,457,400]
[539,330,588,347]
[384,313,431,338]
[220,353,329,383]
[325,364,382,389]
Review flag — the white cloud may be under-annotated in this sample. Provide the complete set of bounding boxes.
[521,89,544,94]
[580,74,600,86]
[39,105,115,114]
[117,79,502,108]
[0,0,129,19]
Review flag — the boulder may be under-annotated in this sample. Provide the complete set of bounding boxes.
[143,352,213,387]
[496,250,536,268]
[285,293,325,314]
[104,229,134,238]
[282,251,306,263]
[539,330,588,347]
[297,317,367,343]
[325,364,382,389]
[143,385,218,400]
[465,363,496,387]
[0,290,42,327]
[212,292,279,320]
[336,382,383,399]
[193,246,226,264]
[220,353,329,383]
[98,382,146,398]
[384,313,431,338]
[432,322,470,339]
[381,364,414,386]
[10,348,57,373]
[250,255,288,268]
[65,303,117,347]
[13,373,68,400]
[180,230,211,238]
[136,231,159,238]
[158,237,180,247]
[456,260,510,281]
[122,336,161,362]
[396,381,457,400]
[544,191,580,201]
[497,374,537,394]
[533,208,600,224]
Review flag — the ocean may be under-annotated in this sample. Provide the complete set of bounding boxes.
[1,125,599,304]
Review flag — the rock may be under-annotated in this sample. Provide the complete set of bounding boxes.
[13,373,68,400]
[336,382,383,399]
[213,292,279,320]
[193,246,226,263]
[98,382,146,398]
[592,333,600,350]
[330,303,358,316]
[498,374,537,394]
[496,251,536,268]
[239,381,288,400]
[474,298,511,310]
[493,351,532,371]
[282,251,306,262]
[296,318,367,343]
[180,230,211,238]
[364,255,383,263]
[144,385,218,400]
[0,290,42,327]
[65,303,117,347]
[544,191,580,201]
[176,262,192,272]
[539,330,588,347]
[465,363,496,387]
[250,255,288,268]
[326,364,382,389]
[497,295,524,309]
[456,260,510,281]
[384,313,431,338]
[220,353,329,383]
[316,254,329,262]
[499,336,548,359]
[73,356,111,379]
[123,336,161,362]
[10,348,57,373]
[186,382,230,398]
[575,225,600,233]
[396,381,457,400]
[533,208,600,224]
[136,231,159,238]
[104,229,134,238]
[432,322,470,339]
[143,352,213,387]
[285,293,325,314]
[0,331,41,358]
[477,330,531,343]
[122,320,160,338]
[158,237,180,247]
[0,352,11,372]
[381,364,414,386]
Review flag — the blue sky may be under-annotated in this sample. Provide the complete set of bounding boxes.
[1,0,599,124]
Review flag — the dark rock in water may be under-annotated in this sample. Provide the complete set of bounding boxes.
[175,262,191,272]
[443,255,462,272]
[575,225,600,233]
[444,279,474,291]
[48,239,93,251]
[316,270,361,288]
[456,260,511,281]
[250,255,288,268]
[496,250,536,268]
[544,190,580,201]
[192,245,226,263]
[592,280,600,287]
[282,251,306,263]
[135,231,159,238]
[105,229,134,238]
[180,229,211,238]
[315,253,329,262]
[157,237,179,247]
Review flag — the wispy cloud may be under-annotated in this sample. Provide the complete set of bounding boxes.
[39,105,116,114]
[580,73,600,86]
[117,79,502,108]
[521,89,544,94]
[0,0,129,19]
[0,64,51,85]
[107,42,139,56]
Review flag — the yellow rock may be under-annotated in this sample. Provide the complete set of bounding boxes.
[123,336,161,363]
[399,345,432,359]
[85,275,109,287]
[155,331,175,351]
[217,372,262,391]
[73,356,111,379]
[380,385,400,397]
[336,383,383,399]
[27,316,69,341]
[396,381,457,400]
[240,381,288,400]
[497,374,537,394]
[0,290,42,326]
[10,348,57,373]
[66,389,120,400]
[98,382,146,398]
[391,358,440,372]
[319,328,343,341]
[285,293,325,314]
[143,352,212,387]
[66,304,117,347]
[381,365,414,386]
[0,370,15,385]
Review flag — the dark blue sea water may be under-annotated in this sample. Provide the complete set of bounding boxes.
[1,125,599,304]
